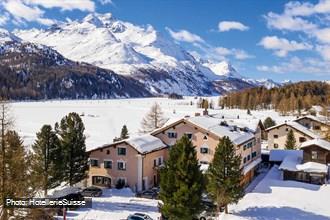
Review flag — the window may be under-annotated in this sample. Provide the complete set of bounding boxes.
[104,160,112,169]
[247,155,251,161]
[243,157,247,164]
[90,159,99,167]
[167,132,177,139]
[314,125,320,130]
[203,135,208,140]
[185,133,193,140]
[299,137,307,143]
[106,150,110,155]
[153,159,157,167]
[252,152,257,158]
[274,143,279,149]
[286,128,289,132]
[312,151,318,160]
[117,147,126,156]
[158,157,162,165]
[200,147,209,154]
[273,135,278,139]
[117,161,126,170]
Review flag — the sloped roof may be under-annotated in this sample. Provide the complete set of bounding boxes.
[88,134,166,154]
[125,134,166,154]
[300,139,330,151]
[186,116,255,145]
[294,115,329,126]
[279,155,328,173]
[266,121,321,139]
[296,162,328,173]
[269,149,303,162]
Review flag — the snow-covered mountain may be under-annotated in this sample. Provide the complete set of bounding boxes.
[4,13,281,97]
[14,13,280,96]
[202,61,242,79]
[14,13,220,95]
[0,29,152,99]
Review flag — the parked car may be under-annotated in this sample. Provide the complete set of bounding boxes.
[136,188,159,199]
[81,186,103,197]
[127,213,153,220]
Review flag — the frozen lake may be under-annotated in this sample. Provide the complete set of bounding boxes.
[10,97,291,150]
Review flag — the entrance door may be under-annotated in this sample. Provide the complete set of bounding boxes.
[92,176,112,188]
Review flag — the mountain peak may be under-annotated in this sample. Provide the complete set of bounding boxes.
[0,29,21,44]
[203,60,242,79]
[82,13,114,27]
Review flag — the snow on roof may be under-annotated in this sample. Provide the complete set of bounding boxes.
[243,158,262,175]
[125,134,166,154]
[296,162,328,173]
[301,139,330,151]
[50,187,81,198]
[295,115,327,124]
[269,150,303,162]
[279,155,302,172]
[186,115,255,145]
[266,121,321,139]
[288,121,321,138]
[209,114,261,132]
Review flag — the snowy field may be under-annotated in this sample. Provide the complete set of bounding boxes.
[57,188,161,220]
[223,166,330,220]
[11,97,293,150]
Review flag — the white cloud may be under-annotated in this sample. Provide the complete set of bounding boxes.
[166,27,205,43]
[316,45,330,60]
[264,12,317,32]
[284,0,330,17]
[314,28,330,44]
[3,0,49,24]
[218,21,249,32]
[24,0,95,11]
[210,47,253,61]
[214,47,232,56]
[259,36,312,57]
[232,49,254,60]
[98,0,112,5]
[1,0,97,26]
[257,56,330,75]
[0,13,10,26]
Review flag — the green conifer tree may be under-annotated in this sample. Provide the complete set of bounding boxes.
[207,136,244,214]
[159,135,203,220]
[56,112,88,186]
[285,129,296,150]
[4,131,31,218]
[31,125,63,196]
[263,117,276,129]
[120,125,129,139]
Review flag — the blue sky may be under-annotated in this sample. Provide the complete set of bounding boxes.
[1,0,330,82]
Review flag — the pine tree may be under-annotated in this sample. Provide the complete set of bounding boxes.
[120,125,129,139]
[57,112,88,186]
[0,100,13,220]
[263,117,276,129]
[31,125,63,196]
[4,130,32,218]
[140,103,167,133]
[285,129,296,150]
[206,136,244,214]
[159,135,203,220]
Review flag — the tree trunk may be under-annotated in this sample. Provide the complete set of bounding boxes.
[225,204,228,214]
